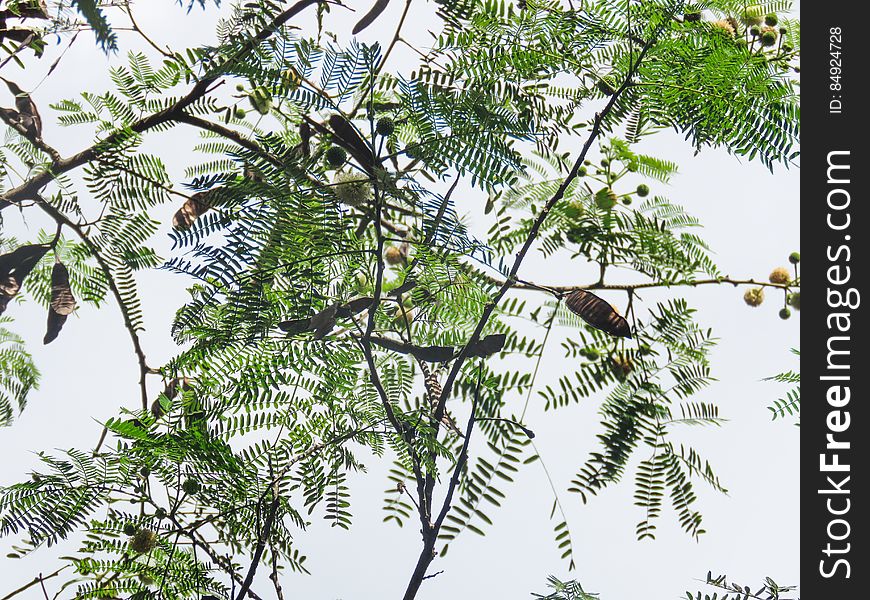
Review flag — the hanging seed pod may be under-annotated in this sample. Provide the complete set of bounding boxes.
[352,0,391,34]
[49,260,76,315]
[299,120,311,157]
[0,243,50,315]
[565,290,632,338]
[43,259,76,344]
[328,114,376,173]
[1,77,42,139]
[172,190,213,230]
[43,309,66,344]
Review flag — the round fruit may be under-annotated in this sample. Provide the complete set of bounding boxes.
[780,27,788,35]
[779,307,791,320]
[787,292,800,311]
[234,107,246,119]
[129,529,158,553]
[601,158,610,167]
[384,246,404,265]
[154,507,167,520]
[594,187,618,210]
[578,166,587,177]
[325,146,347,167]
[621,196,632,205]
[788,251,800,264]
[768,267,791,285]
[636,183,650,197]
[585,348,600,361]
[376,117,395,136]
[761,30,777,46]
[248,87,272,115]
[564,201,584,219]
[743,287,764,307]
[235,83,245,92]
[764,14,778,26]
[139,466,150,478]
[742,12,763,26]
[333,171,372,206]
[123,523,138,536]
[182,477,201,495]
[749,26,760,37]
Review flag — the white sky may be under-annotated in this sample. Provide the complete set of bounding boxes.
[0,2,799,598]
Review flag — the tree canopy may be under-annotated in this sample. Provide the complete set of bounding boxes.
[0,1,799,598]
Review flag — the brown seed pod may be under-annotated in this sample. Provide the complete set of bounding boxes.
[43,309,66,344]
[564,290,632,338]
[172,190,214,230]
[45,260,76,344]
[49,260,76,315]
[352,0,391,34]
[0,243,50,315]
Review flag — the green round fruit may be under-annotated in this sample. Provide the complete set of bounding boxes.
[123,523,138,536]
[154,507,167,520]
[600,158,610,167]
[761,30,777,46]
[139,466,150,478]
[578,166,587,177]
[234,107,246,119]
[764,14,778,26]
[181,477,201,495]
[621,196,632,205]
[248,87,272,115]
[595,187,618,210]
[585,348,600,361]
[780,27,788,35]
[235,83,245,92]
[749,26,760,37]
[636,183,650,197]
[787,292,800,311]
[779,307,791,320]
[325,146,347,167]
[564,201,584,219]
[789,251,800,264]
[376,117,395,136]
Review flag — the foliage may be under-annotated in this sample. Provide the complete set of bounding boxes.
[0,0,799,598]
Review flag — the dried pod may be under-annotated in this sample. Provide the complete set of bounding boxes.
[352,0,391,34]
[43,309,66,344]
[1,76,42,138]
[278,316,312,335]
[0,243,50,315]
[565,290,632,338]
[310,303,338,340]
[172,191,214,230]
[328,114,375,173]
[45,260,76,344]
[49,260,76,315]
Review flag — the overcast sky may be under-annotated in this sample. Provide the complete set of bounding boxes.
[0,2,799,599]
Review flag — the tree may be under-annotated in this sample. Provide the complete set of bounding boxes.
[0,1,799,599]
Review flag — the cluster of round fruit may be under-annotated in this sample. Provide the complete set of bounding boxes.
[743,252,800,319]
[686,10,791,54]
